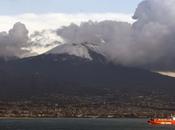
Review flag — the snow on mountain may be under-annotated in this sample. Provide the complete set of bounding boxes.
[46,42,104,60]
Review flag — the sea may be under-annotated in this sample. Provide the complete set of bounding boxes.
[0,118,174,130]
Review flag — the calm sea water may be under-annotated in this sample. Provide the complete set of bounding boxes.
[0,118,174,130]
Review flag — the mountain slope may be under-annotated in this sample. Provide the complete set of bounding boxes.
[0,42,174,100]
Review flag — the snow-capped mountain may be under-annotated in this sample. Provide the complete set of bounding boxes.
[0,42,174,99]
[46,42,104,60]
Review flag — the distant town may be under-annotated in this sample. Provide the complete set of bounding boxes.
[0,92,174,118]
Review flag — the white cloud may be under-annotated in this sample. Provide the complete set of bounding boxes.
[30,30,63,54]
[0,13,134,33]
[158,72,175,78]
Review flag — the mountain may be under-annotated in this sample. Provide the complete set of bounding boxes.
[0,42,175,100]
[47,42,105,61]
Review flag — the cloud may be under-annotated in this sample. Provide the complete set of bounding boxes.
[0,13,133,57]
[55,0,175,71]
[0,13,134,33]
[0,22,62,57]
[30,30,63,54]
[158,71,175,78]
[0,22,32,58]
[131,0,175,71]
[56,21,133,65]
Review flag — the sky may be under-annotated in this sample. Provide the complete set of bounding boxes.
[0,0,142,33]
[0,0,142,15]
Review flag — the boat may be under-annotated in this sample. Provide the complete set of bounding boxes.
[148,115,175,125]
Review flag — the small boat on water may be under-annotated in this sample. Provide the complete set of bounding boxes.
[148,115,175,125]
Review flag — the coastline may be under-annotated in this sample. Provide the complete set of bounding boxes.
[0,116,149,120]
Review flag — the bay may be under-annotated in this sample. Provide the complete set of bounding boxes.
[0,118,174,130]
